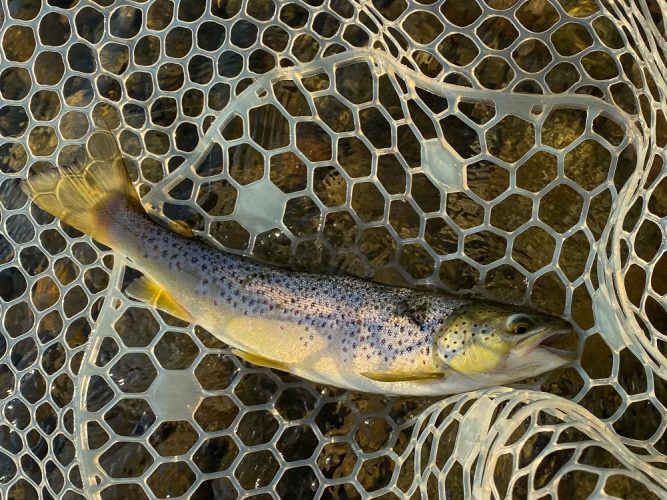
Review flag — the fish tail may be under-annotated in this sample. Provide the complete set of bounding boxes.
[20,133,142,247]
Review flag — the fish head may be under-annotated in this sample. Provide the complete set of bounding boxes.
[433,303,577,379]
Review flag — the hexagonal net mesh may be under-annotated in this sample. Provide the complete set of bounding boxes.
[0,0,666,498]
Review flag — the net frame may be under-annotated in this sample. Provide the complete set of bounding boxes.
[0,0,666,498]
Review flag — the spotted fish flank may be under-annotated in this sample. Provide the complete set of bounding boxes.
[21,134,577,396]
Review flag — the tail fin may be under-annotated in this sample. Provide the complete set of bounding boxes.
[20,132,141,247]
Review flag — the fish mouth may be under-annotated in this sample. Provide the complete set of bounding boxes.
[518,327,578,360]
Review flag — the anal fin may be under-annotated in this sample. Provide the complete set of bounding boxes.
[231,348,290,372]
[361,371,445,382]
[126,276,192,323]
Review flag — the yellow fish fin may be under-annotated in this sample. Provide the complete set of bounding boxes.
[166,219,195,238]
[126,276,192,323]
[20,131,141,248]
[231,348,291,372]
[361,371,445,382]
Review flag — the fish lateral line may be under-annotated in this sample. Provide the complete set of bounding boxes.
[361,371,446,382]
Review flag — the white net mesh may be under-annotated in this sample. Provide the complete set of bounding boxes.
[1,0,666,498]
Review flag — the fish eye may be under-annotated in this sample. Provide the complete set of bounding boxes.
[508,315,533,334]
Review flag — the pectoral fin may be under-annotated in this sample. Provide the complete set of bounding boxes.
[126,276,192,323]
[231,348,291,372]
[361,371,445,382]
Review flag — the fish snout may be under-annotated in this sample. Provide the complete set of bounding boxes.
[516,324,578,361]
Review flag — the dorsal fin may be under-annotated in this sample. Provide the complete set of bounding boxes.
[125,276,192,323]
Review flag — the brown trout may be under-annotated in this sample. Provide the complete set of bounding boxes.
[21,134,576,396]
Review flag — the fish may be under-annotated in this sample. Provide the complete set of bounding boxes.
[21,133,577,396]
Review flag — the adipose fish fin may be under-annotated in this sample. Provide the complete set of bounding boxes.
[126,276,192,323]
[166,219,195,238]
[20,131,142,248]
[361,371,445,382]
[231,348,291,372]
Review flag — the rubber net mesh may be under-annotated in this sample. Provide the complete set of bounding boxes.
[0,0,666,498]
